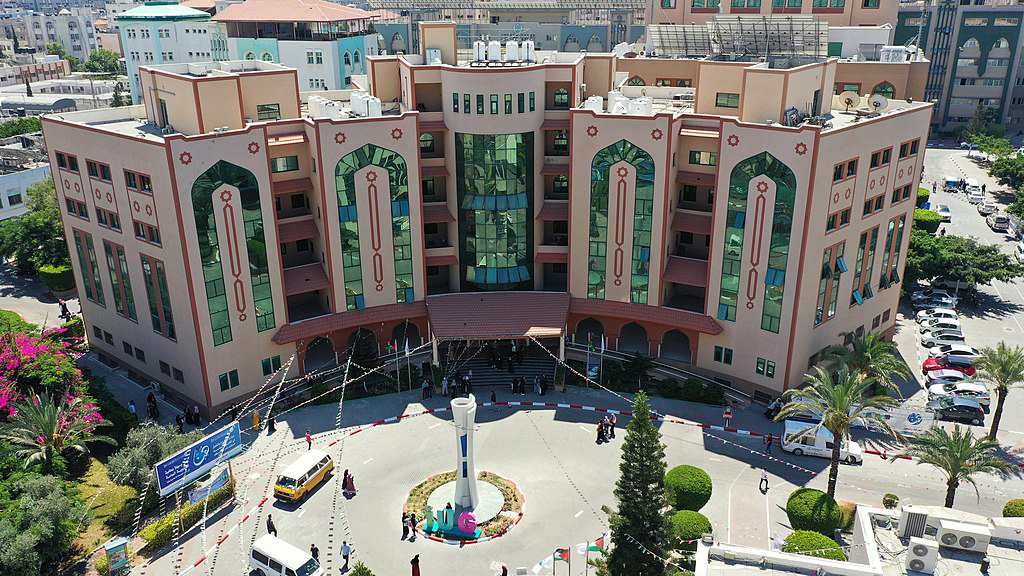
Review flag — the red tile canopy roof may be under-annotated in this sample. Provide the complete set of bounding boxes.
[213,0,379,23]
[663,257,708,288]
[569,298,722,335]
[426,292,569,340]
[273,301,427,344]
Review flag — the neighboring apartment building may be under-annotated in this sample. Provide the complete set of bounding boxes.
[0,161,49,220]
[896,0,1024,132]
[0,57,71,86]
[213,0,380,91]
[41,22,930,415]
[7,0,102,13]
[14,8,97,61]
[1,74,119,109]
[647,0,898,27]
[116,1,229,104]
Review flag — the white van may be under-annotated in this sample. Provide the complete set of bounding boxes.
[965,178,981,193]
[781,420,863,464]
[250,535,324,576]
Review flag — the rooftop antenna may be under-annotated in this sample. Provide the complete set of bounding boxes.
[838,90,859,112]
[869,93,888,112]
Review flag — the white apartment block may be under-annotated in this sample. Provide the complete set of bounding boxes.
[16,8,97,61]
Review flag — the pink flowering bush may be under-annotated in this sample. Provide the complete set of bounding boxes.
[0,330,84,401]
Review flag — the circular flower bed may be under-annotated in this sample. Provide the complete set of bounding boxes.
[404,470,523,539]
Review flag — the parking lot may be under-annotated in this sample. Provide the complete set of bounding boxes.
[895,144,1024,445]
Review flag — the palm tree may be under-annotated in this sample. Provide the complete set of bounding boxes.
[0,394,113,470]
[776,367,901,498]
[899,425,1015,508]
[973,341,1024,440]
[821,332,911,394]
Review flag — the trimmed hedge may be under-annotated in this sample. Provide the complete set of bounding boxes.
[668,510,712,551]
[37,263,75,292]
[666,465,713,511]
[914,209,942,234]
[656,378,726,406]
[917,187,930,208]
[139,478,235,551]
[782,530,847,562]
[1003,499,1024,517]
[786,488,842,536]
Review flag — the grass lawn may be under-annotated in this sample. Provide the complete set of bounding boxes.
[74,458,137,555]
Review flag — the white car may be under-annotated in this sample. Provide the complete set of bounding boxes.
[969,191,985,204]
[919,318,961,334]
[933,278,974,291]
[928,344,981,361]
[934,204,952,222]
[912,296,958,311]
[928,382,991,406]
[926,369,968,383]
[911,288,956,303]
[1016,242,1024,264]
[916,308,958,324]
[978,201,997,216]
[922,331,967,348]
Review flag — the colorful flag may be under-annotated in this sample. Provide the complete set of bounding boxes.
[555,548,569,563]
[576,535,606,554]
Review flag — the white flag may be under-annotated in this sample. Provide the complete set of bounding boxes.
[600,335,606,353]
[405,339,410,355]
[575,541,589,554]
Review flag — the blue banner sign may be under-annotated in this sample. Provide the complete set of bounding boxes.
[188,468,230,505]
[155,422,242,496]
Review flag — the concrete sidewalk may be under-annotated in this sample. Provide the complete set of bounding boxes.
[79,352,183,427]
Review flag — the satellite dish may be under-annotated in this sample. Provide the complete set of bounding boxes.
[869,94,888,111]
[838,91,859,112]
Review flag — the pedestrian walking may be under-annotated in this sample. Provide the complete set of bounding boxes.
[267,415,276,434]
[411,554,421,576]
[344,470,357,496]
[306,429,312,450]
[540,374,548,396]
[764,398,779,418]
[267,514,277,536]
[192,405,201,426]
[184,405,193,426]
[310,543,320,563]
[759,468,769,493]
[442,376,449,396]
[341,541,351,569]
[408,513,417,541]
[253,411,261,431]
[402,512,410,540]
[127,400,137,421]
[175,414,184,433]
[596,419,606,444]
[421,378,429,400]
[490,390,496,403]
[608,413,617,438]
[534,375,541,395]
[763,432,773,454]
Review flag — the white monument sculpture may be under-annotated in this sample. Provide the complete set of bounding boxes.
[450,395,479,509]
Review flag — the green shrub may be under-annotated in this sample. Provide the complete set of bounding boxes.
[0,309,35,333]
[782,530,847,562]
[139,478,235,551]
[95,552,109,575]
[82,368,137,456]
[702,384,726,406]
[666,465,713,511]
[681,378,703,402]
[913,209,942,234]
[61,315,85,338]
[838,500,857,531]
[350,562,375,576]
[36,263,75,292]
[882,494,899,510]
[917,187,930,208]
[1003,499,1024,517]
[668,510,712,551]
[656,377,680,399]
[786,488,842,536]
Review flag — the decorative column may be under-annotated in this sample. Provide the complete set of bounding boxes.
[450,395,479,509]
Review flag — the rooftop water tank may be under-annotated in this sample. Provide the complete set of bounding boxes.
[523,40,536,62]
[487,40,502,62]
[506,40,519,61]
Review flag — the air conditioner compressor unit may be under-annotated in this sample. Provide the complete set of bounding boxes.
[906,537,938,574]
[937,519,990,553]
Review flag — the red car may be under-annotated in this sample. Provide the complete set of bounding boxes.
[923,355,977,376]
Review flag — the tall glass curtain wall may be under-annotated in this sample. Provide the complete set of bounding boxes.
[455,133,534,291]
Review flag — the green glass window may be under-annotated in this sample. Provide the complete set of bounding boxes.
[104,241,136,321]
[715,92,740,108]
[73,229,104,306]
[851,226,878,306]
[455,133,534,291]
[419,133,435,154]
[529,92,535,111]
[257,103,280,120]
[453,92,459,112]
[505,93,513,114]
[335,144,414,307]
[879,218,896,289]
[490,94,499,114]
[477,94,484,114]
[713,345,733,364]
[889,215,906,282]
[518,92,525,113]
[261,355,282,376]
[587,140,655,304]
[192,160,275,346]
[813,0,844,6]
[553,88,569,108]
[270,156,299,173]
[815,247,832,325]
[689,150,717,166]
[218,369,239,391]
[464,93,471,114]
[141,254,175,340]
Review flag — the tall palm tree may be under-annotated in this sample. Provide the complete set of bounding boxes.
[899,425,1016,508]
[821,332,911,394]
[973,341,1024,440]
[0,394,113,470]
[776,367,901,498]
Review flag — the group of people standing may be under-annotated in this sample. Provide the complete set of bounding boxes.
[510,374,548,396]
[441,370,473,399]
[486,341,525,371]
[596,414,617,444]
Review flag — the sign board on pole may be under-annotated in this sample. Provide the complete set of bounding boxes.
[188,468,230,505]
[155,422,243,496]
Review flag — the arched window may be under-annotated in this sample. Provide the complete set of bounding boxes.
[244,51,256,60]
[260,51,273,62]
[872,81,895,99]
[344,51,352,66]
[563,33,579,51]
[961,37,980,49]
[552,175,568,197]
[586,34,602,51]
[627,76,645,86]
[553,130,568,153]
[554,87,569,108]
[994,37,1010,49]
[353,50,361,64]
[391,32,406,53]
[419,133,434,154]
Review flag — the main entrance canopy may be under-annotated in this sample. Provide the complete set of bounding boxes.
[425,292,569,341]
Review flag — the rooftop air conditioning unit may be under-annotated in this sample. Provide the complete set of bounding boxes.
[880,45,908,63]
[937,519,990,553]
[898,507,928,539]
[906,537,938,575]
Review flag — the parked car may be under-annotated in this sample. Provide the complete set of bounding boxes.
[932,278,974,292]
[934,204,952,222]
[926,369,968,383]
[916,308,958,324]
[987,214,1009,232]
[968,190,985,204]
[912,296,958,311]
[921,331,967,348]
[918,318,961,334]
[959,141,972,149]
[927,344,981,361]
[911,288,956,303]
[781,420,863,464]
[978,201,997,216]
[1016,242,1024,264]
[928,382,990,406]
[927,397,985,426]
[922,354,977,376]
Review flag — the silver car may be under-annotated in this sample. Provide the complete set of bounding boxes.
[935,204,952,222]
[922,331,966,348]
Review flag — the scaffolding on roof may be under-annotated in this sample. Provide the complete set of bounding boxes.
[649,15,828,60]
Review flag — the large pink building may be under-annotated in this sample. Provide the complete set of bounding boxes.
[42,22,931,414]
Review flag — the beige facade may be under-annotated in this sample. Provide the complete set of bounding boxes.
[648,1,897,27]
[43,23,931,414]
